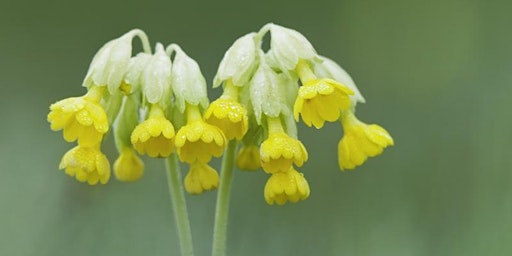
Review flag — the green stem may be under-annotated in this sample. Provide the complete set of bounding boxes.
[165,154,194,256]
[211,140,238,256]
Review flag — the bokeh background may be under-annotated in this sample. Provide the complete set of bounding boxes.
[1,0,511,255]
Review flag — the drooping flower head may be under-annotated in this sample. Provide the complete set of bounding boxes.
[264,167,310,205]
[48,86,109,147]
[338,111,394,170]
[59,144,111,185]
[184,162,220,195]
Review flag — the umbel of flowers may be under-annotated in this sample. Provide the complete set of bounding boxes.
[213,23,394,205]
[48,24,393,206]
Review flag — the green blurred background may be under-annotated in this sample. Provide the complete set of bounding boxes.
[1,0,511,255]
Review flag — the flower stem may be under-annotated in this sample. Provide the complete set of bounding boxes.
[211,140,238,256]
[165,154,194,256]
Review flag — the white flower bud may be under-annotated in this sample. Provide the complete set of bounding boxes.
[171,46,209,113]
[314,56,365,104]
[142,43,172,104]
[83,30,139,94]
[250,52,289,123]
[269,24,317,71]
[123,53,152,93]
[213,33,258,88]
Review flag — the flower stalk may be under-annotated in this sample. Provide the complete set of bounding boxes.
[165,154,194,256]
[211,140,237,256]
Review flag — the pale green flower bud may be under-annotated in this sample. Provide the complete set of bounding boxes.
[313,56,365,104]
[123,53,152,94]
[170,45,209,113]
[83,29,150,95]
[142,43,172,105]
[268,24,317,71]
[249,51,289,123]
[213,33,259,88]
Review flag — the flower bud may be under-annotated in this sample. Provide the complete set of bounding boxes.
[83,30,145,94]
[170,46,209,113]
[142,43,172,105]
[269,24,317,71]
[213,33,259,88]
[249,54,288,123]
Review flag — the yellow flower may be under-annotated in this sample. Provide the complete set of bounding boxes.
[236,145,261,171]
[264,167,310,205]
[293,78,354,129]
[184,162,219,194]
[131,104,175,157]
[293,60,354,129]
[114,147,144,182]
[260,118,308,173]
[175,104,226,164]
[338,111,394,170]
[48,86,108,147]
[59,145,111,185]
[205,98,248,140]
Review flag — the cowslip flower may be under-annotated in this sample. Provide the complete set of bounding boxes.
[48,86,109,147]
[175,104,226,164]
[294,60,354,129]
[131,103,175,157]
[260,117,308,174]
[236,145,261,171]
[338,111,394,170]
[114,147,144,182]
[184,162,220,194]
[59,144,111,185]
[264,167,310,205]
[205,80,248,140]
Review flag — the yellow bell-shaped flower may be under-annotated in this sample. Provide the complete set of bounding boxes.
[175,104,226,164]
[338,111,394,170]
[48,86,108,147]
[184,162,220,194]
[114,147,144,182]
[131,104,175,158]
[59,144,111,185]
[260,117,308,174]
[264,167,310,205]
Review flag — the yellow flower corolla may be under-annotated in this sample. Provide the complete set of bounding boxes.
[205,82,248,140]
[338,111,394,170]
[236,145,261,171]
[59,145,111,185]
[48,86,108,147]
[294,60,354,129]
[114,147,144,182]
[205,98,248,140]
[175,104,226,164]
[293,78,354,129]
[131,104,175,157]
[260,117,308,174]
[184,162,219,194]
[264,167,310,205]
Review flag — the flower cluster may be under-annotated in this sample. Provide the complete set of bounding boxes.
[213,23,394,205]
[48,30,222,193]
[48,24,393,205]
